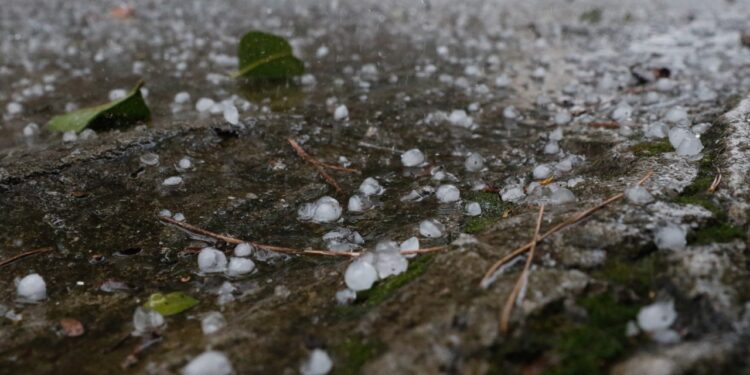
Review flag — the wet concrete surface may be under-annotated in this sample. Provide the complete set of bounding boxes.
[2,0,750,374]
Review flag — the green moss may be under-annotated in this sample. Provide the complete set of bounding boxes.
[487,292,640,375]
[333,255,434,319]
[462,191,512,234]
[579,8,602,24]
[690,221,745,244]
[630,140,672,156]
[357,254,432,305]
[544,294,638,375]
[595,254,659,295]
[332,338,385,375]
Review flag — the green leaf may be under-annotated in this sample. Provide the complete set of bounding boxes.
[233,31,304,79]
[143,292,199,316]
[47,81,150,132]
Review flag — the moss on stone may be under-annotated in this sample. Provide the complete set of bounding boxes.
[462,191,512,234]
[487,292,640,375]
[332,338,385,375]
[630,140,672,156]
[690,221,745,244]
[334,255,434,320]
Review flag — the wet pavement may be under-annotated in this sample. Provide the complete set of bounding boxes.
[2,0,750,374]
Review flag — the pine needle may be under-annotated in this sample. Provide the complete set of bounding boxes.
[500,204,544,334]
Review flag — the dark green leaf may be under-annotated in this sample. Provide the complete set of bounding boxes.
[233,31,304,79]
[143,292,198,316]
[47,81,150,132]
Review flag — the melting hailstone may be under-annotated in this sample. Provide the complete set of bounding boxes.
[198,247,227,273]
[16,273,46,302]
[132,307,165,336]
[333,104,349,120]
[344,254,378,291]
[182,351,234,375]
[654,224,687,251]
[401,148,425,167]
[300,349,333,375]
[373,241,408,278]
[625,186,654,205]
[436,184,460,203]
[464,201,482,216]
[234,242,254,257]
[226,257,255,276]
[359,177,384,196]
[419,219,444,238]
[298,196,342,223]
[201,311,227,335]
[637,301,677,332]
[464,152,484,172]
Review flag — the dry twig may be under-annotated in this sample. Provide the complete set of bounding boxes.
[0,247,54,268]
[159,215,356,257]
[588,121,620,129]
[708,169,722,193]
[287,138,359,193]
[159,216,446,258]
[480,170,653,286]
[500,204,545,334]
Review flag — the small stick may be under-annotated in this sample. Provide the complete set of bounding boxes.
[160,216,448,258]
[401,246,447,255]
[480,170,653,286]
[288,138,350,193]
[159,216,357,257]
[500,204,544,334]
[357,141,404,154]
[589,121,620,129]
[0,247,54,268]
[708,169,722,193]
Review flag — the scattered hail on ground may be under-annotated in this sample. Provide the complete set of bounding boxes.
[2,0,750,374]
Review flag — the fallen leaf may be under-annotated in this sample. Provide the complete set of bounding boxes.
[47,81,150,132]
[232,31,304,79]
[143,292,198,316]
[59,318,85,337]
